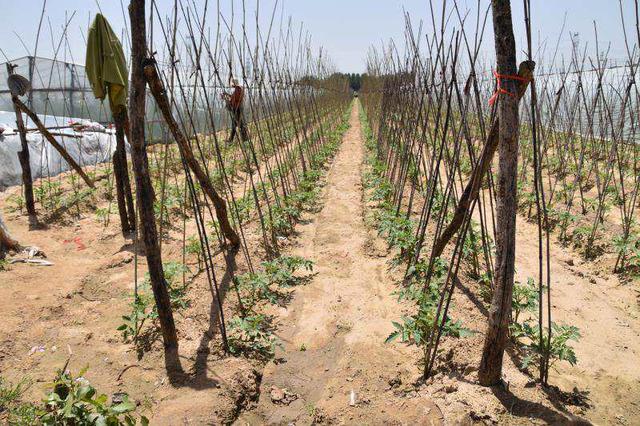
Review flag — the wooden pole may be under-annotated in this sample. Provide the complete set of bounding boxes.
[128,0,181,372]
[12,97,95,189]
[478,0,522,386]
[113,106,136,235]
[142,60,241,248]
[7,64,37,221]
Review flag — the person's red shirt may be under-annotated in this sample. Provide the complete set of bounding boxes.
[229,85,244,110]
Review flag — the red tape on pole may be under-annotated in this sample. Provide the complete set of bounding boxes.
[488,70,531,106]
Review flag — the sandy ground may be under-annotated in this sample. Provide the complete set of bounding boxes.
[0,194,263,424]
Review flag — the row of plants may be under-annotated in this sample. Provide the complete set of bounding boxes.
[359,104,473,364]
[511,35,640,273]
[116,102,351,360]
[359,83,583,383]
[225,104,352,360]
[147,100,348,250]
[221,104,350,239]
[7,170,104,224]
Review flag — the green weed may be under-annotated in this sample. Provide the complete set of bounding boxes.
[0,368,147,425]
[228,314,280,359]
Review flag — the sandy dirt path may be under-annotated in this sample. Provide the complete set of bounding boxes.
[237,101,442,425]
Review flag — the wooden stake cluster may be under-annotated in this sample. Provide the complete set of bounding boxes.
[359,0,640,386]
[120,0,351,370]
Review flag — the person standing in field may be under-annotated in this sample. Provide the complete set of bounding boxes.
[222,78,248,143]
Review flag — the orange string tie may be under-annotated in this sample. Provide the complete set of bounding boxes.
[488,70,531,106]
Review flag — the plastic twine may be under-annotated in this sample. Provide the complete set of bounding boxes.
[488,69,531,106]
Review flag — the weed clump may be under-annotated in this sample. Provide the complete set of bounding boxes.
[0,367,148,425]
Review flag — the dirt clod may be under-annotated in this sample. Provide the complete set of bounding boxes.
[388,376,402,389]
[269,385,298,405]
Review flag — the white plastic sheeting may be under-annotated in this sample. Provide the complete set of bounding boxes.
[0,111,117,190]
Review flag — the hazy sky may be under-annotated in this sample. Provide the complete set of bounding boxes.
[0,1,635,73]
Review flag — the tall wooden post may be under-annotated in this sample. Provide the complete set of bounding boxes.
[478,0,521,386]
[113,107,136,235]
[7,63,36,221]
[128,0,180,371]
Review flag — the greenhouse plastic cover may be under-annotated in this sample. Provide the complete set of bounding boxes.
[0,110,117,190]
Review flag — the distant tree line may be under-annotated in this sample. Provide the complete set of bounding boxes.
[329,73,366,92]
[295,72,366,93]
[347,73,363,91]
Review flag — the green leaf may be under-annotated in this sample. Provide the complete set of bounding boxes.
[77,385,95,400]
[456,327,476,338]
[385,331,400,344]
[111,400,136,414]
